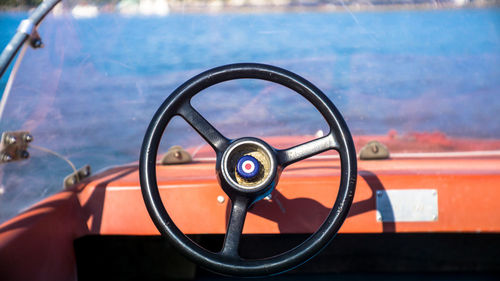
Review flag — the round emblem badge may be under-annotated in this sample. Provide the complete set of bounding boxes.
[236,155,260,179]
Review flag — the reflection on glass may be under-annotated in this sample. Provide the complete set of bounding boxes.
[0,1,498,223]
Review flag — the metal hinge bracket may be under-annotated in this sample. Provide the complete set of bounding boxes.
[160,145,192,165]
[0,131,33,163]
[18,19,44,49]
[63,165,91,189]
[359,140,390,160]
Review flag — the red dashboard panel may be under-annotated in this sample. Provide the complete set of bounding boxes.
[75,155,500,235]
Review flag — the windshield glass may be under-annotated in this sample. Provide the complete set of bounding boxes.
[0,2,499,223]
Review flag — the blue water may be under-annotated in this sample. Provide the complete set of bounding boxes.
[1,9,499,136]
[0,8,499,222]
[0,12,25,90]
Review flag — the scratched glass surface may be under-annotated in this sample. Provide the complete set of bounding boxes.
[0,6,498,222]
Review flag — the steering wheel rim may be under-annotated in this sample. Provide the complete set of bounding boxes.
[140,63,357,277]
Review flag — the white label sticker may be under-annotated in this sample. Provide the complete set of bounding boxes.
[376,189,438,222]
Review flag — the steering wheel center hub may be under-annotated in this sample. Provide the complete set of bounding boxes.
[219,138,278,194]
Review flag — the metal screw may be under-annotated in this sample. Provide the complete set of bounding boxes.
[264,194,272,201]
[217,195,225,204]
[2,154,12,162]
[67,177,75,186]
[433,215,438,221]
[174,151,182,159]
[377,191,383,197]
[30,38,44,49]
[24,133,33,143]
[20,150,29,159]
[5,135,16,145]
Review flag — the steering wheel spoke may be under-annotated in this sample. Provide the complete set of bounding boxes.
[220,197,250,258]
[277,134,338,168]
[178,102,230,153]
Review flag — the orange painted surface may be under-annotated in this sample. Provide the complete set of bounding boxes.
[77,156,500,235]
[0,192,88,281]
[2,135,500,238]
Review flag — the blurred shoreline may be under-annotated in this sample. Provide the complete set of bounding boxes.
[1,0,499,13]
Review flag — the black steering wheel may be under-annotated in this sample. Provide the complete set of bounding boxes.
[140,63,357,277]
